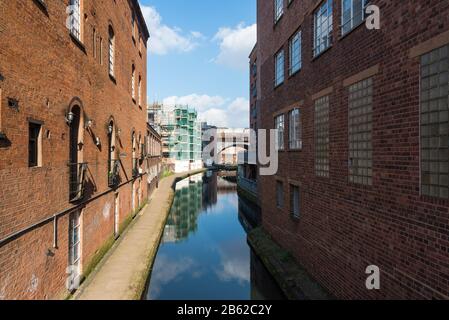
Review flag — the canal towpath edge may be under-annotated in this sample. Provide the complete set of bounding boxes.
[73,170,206,300]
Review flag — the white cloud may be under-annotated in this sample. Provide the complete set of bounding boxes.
[161,94,249,129]
[163,94,226,112]
[141,6,199,55]
[213,23,257,70]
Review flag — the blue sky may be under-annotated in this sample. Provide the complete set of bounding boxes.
[139,0,256,128]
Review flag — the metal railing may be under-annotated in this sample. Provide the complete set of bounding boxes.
[108,159,121,187]
[132,158,140,178]
[69,163,88,202]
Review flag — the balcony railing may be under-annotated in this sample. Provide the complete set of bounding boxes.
[108,159,121,187]
[69,163,88,202]
[132,158,140,178]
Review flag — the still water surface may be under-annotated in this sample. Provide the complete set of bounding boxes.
[145,172,284,300]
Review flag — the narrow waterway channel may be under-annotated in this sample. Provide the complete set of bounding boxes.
[144,171,285,300]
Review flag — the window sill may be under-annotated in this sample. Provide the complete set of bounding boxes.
[339,21,367,41]
[287,148,303,152]
[273,14,284,28]
[70,33,86,54]
[288,68,301,79]
[290,214,300,222]
[312,45,332,62]
[274,81,284,89]
[33,0,48,14]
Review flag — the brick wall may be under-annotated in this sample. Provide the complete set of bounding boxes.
[257,0,449,299]
[0,0,159,299]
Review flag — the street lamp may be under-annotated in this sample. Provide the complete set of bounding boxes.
[65,111,74,125]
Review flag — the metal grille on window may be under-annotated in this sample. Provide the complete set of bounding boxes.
[349,78,373,185]
[421,45,449,198]
[315,96,330,177]
[314,0,333,57]
[70,0,81,40]
[289,31,302,75]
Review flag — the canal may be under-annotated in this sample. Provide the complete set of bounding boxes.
[144,171,285,300]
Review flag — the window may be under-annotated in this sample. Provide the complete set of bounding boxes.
[132,13,136,40]
[275,114,285,150]
[138,75,142,106]
[132,65,136,100]
[421,45,449,198]
[315,96,330,177]
[274,0,284,23]
[314,0,333,57]
[289,109,302,150]
[276,181,284,208]
[108,26,115,77]
[29,122,42,168]
[290,185,300,218]
[68,211,81,289]
[289,31,302,75]
[342,0,368,35]
[99,37,103,65]
[92,28,96,58]
[69,0,81,41]
[349,78,373,185]
[275,50,285,87]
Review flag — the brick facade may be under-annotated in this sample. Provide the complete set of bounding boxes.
[0,0,161,299]
[257,0,449,299]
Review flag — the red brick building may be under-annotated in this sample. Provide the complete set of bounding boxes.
[256,0,449,299]
[0,0,161,299]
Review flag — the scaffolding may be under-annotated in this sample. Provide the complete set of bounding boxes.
[150,105,202,172]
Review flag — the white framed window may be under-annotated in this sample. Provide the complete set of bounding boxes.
[68,211,81,290]
[138,75,142,106]
[289,109,302,150]
[274,0,284,23]
[342,0,368,35]
[108,27,115,77]
[132,65,136,100]
[275,114,285,150]
[275,50,285,87]
[289,31,302,76]
[69,0,81,41]
[314,0,333,57]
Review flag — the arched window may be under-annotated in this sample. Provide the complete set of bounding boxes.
[69,104,85,201]
[131,64,136,100]
[108,26,115,77]
[69,0,82,41]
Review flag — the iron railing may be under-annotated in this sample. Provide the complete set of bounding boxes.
[69,163,88,202]
[108,159,121,187]
[132,158,140,178]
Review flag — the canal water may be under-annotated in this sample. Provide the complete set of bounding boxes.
[144,171,284,300]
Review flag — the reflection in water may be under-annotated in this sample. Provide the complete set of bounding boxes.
[145,171,284,300]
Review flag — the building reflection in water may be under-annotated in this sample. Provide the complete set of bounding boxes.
[155,171,284,300]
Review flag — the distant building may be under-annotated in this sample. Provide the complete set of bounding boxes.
[149,104,203,173]
[201,123,249,167]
